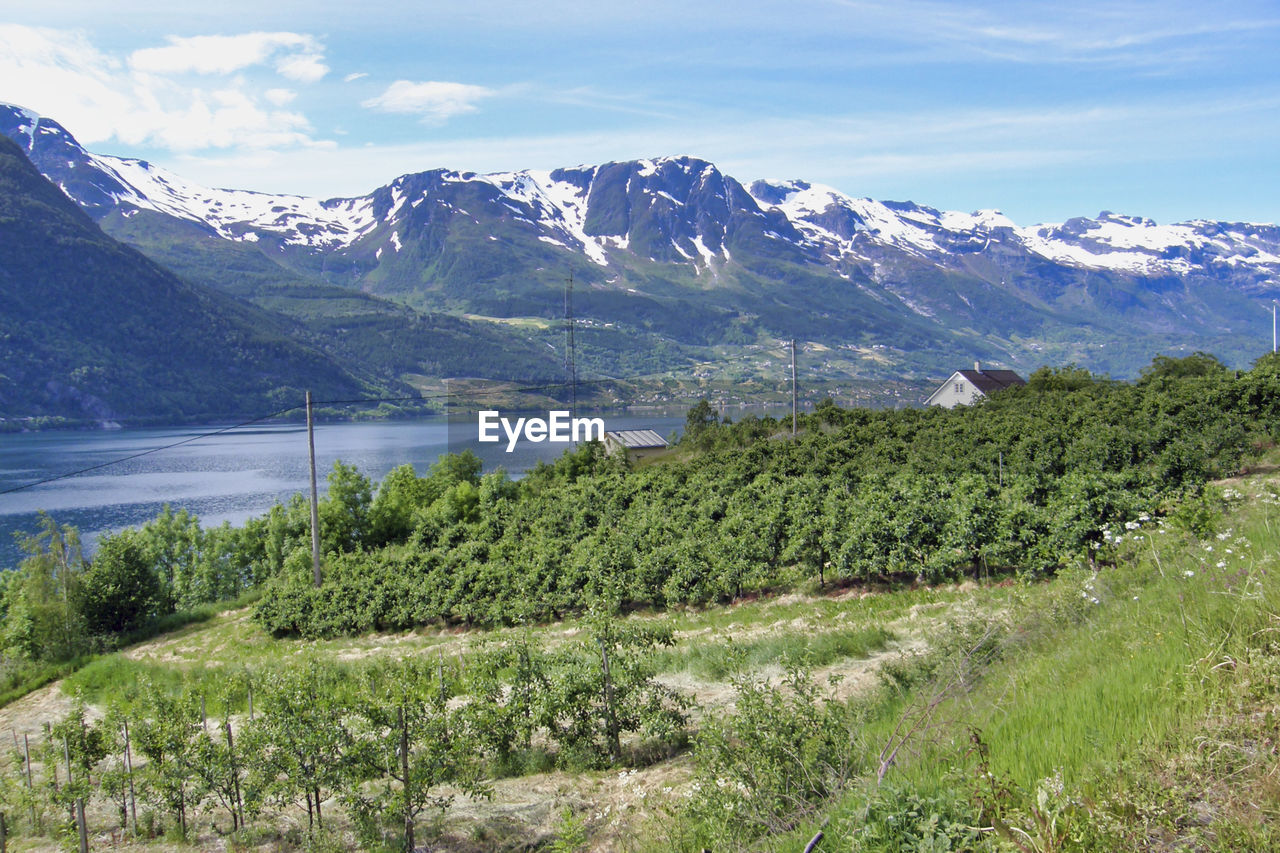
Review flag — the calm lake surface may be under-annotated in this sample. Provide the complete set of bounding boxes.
[0,410,727,571]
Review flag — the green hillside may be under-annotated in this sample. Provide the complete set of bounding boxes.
[0,135,370,423]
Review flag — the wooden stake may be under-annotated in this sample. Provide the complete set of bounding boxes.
[599,632,621,761]
[123,719,137,836]
[63,736,87,853]
[21,734,34,830]
[225,721,244,830]
[399,704,413,853]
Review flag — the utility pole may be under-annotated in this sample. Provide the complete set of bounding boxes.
[306,391,322,587]
[1272,302,1276,353]
[790,339,798,437]
[564,271,577,420]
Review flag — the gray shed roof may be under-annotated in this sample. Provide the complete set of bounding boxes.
[605,429,669,449]
[956,369,1026,394]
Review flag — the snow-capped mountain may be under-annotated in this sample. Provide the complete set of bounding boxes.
[4,101,1278,378]
[751,178,1280,282]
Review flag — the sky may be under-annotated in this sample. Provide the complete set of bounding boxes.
[0,0,1277,225]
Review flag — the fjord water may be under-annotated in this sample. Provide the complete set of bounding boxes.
[0,414,691,571]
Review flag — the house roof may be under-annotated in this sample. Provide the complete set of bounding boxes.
[956,369,1026,394]
[604,429,669,449]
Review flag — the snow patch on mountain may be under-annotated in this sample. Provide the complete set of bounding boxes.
[484,168,610,266]
[751,180,941,257]
[8,105,40,150]
[6,99,1276,286]
[89,153,379,249]
[751,178,1280,280]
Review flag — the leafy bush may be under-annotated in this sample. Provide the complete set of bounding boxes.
[680,665,863,847]
[849,781,987,852]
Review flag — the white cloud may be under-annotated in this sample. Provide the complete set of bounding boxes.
[362,80,495,122]
[0,25,135,144]
[264,88,297,106]
[128,32,326,79]
[0,25,328,152]
[276,53,328,84]
[343,72,369,83]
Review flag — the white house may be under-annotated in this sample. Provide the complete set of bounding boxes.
[925,362,1026,408]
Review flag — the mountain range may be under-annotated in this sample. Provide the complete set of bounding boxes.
[3,102,1278,421]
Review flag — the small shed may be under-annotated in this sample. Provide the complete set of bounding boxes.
[603,429,670,461]
[925,362,1026,408]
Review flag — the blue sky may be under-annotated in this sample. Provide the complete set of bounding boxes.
[1,0,1277,224]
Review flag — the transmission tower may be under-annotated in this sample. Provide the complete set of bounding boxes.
[564,271,577,418]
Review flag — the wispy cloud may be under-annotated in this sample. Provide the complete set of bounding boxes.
[362,80,495,122]
[162,89,1279,207]
[827,0,1280,67]
[128,32,328,79]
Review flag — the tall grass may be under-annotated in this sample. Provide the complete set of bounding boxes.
[972,505,1279,790]
[0,591,263,709]
[787,487,1280,852]
[655,624,896,680]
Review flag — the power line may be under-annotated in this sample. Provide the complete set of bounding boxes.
[0,407,297,496]
[0,368,755,498]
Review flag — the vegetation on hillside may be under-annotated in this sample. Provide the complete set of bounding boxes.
[1,351,1278,850]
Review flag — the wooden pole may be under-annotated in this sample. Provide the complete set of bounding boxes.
[790,339,798,437]
[225,721,244,830]
[123,719,137,835]
[22,734,34,830]
[565,271,577,421]
[307,390,322,587]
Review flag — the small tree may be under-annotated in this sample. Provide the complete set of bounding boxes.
[542,610,687,767]
[683,399,721,447]
[253,659,354,832]
[344,660,488,852]
[79,532,161,638]
[2,513,88,662]
[132,682,201,838]
[320,461,373,554]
